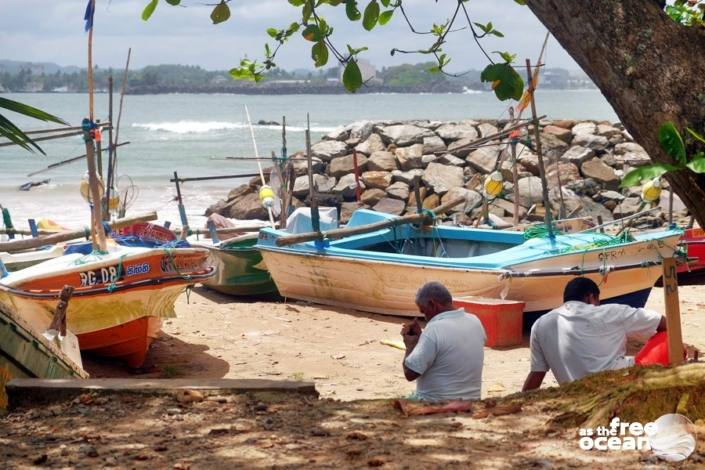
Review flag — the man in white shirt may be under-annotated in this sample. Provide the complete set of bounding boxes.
[523,277,667,391]
[401,282,486,401]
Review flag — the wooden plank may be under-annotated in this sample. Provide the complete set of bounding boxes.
[662,257,684,366]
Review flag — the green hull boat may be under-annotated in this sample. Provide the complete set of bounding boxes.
[197,233,278,296]
[0,302,87,409]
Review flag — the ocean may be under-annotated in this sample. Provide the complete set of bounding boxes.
[0,90,617,230]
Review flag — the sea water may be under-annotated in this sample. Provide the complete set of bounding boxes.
[0,90,617,230]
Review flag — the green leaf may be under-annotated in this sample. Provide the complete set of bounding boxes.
[346,0,361,21]
[267,27,279,39]
[380,0,390,6]
[0,98,67,154]
[493,50,517,63]
[141,0,158,21]
[342,60,363,92]
[165,0,181,5]
[311,41,329,67]
[302,24,323,41]
[480,63,524,101]
[514,0,526,4]
[658,122,686,164]
[378,9,393,25]
[288,0,307,6]
[0,98,68,125]
[620,163,679,188]
[362,0,380,31]
[210,1,231,24]
[686,127,705,145]
[686,156,705,173]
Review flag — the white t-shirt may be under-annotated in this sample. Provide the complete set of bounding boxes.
[404,308,486,401]
[529,301,662,384]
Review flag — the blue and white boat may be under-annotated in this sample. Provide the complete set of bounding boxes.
[256,209,681,317]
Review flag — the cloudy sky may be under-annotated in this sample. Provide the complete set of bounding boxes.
[0,0,579,72]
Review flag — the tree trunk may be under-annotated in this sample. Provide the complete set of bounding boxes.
[526,0,705,227]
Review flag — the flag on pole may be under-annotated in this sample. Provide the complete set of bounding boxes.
[84,0,95,32]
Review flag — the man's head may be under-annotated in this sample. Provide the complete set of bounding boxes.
[563,277,600,305]
[415,282,454,321]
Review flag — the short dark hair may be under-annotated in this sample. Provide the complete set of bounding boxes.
[563,277,600,302]
[416,281,453,306]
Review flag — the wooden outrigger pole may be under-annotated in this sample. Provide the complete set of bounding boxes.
[83,0,107,252]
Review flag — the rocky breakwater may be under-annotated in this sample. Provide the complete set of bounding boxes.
[206,118,689,228]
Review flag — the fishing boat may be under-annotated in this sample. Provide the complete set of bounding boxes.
[256,209,682,317]
[193,233,277,296]
[1,244,66,271]
[656,227,705,286]
[0,244,214,367]
[0,299,87,409]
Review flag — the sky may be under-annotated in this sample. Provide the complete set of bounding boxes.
[0,0,579,72]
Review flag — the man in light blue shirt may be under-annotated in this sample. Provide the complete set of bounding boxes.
[401,282,486,401]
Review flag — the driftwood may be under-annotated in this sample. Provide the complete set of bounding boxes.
[46,285,74,338]
[275,196,466,247]
[0,211,158,253]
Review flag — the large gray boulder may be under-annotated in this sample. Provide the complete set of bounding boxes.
[466,145,502,174]
[561,146,595,165]
[227,192,268,220]
[513,176,544,207]
[540,133,570,161]
[333,173,366,199]
[571,122,597,135]
[361,171,392,189]
[441,187,482,213]
[573,133,609,152]
[546,162,581,185]
[613,196,643,218]
[447,137,478,158]
[291,152,324,176]
[477,122,499,138]
[542,125,573,144]
[395,144,425,171]
[367,150,398,172]
[423,135,447,154]
[581,157,619,189]
[391,168,424,185]
[373,197,406,215]
[347,120,376,142]
[386,181,410,201]
[361,188,386,206]
[379,124,433,146]
[328,153,368,178]
[292,174,336,197]
[354,133,386,156]
[422,162,464,195]
[311,140,348,161]
[435,123,478,141]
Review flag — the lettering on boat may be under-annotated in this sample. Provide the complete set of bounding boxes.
[598,249,626,261]
[79,266,121,287]
[160,254,203,274]
[126,263,150,277]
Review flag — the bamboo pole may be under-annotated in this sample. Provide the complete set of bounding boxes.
[110,48,131,190]
[0,212,157,253]
[306,114,320,233]
[244,106,275,227]
[275,196,465,247]
[27,142,129,178]
[169,172,264,184]
[82,126,107,252]
[105,75,114,220]
[524,59,554,239]
[432,117,544,156]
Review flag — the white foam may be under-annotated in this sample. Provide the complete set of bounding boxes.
[131,120,337,134]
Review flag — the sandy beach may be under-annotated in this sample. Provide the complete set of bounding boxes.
[83,284,705,401]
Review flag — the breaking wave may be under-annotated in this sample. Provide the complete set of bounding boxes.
[131,120,338,134]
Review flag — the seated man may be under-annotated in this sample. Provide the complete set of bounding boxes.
[523,277,666,391]
[401,281,486,401]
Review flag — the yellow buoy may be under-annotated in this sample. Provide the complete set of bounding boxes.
[259,185,275,208]
[79,171,104,204]
[483,171,503,198]
[641,177,662,203]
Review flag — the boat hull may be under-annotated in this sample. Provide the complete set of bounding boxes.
[78,316,161,368]
[203,243,277,296]
[0,246,213,367]
[261,249,665,317]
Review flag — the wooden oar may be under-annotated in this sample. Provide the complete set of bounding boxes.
[0,212,158,253]
[275,196,466,247]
